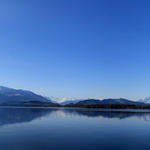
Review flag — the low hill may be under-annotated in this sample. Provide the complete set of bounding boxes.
[64,98,147,109]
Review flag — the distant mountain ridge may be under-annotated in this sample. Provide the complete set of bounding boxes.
[138,97,150,104]
[61,99,81,105]
[66,98,145,106]
[0,86,148,108]
[0,86,57,106]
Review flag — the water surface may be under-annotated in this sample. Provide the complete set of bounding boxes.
[0,107,150,150]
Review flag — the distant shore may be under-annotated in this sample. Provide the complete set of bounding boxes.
[1,106,150,113]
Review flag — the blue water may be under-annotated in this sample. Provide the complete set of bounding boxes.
[0,107,150,150]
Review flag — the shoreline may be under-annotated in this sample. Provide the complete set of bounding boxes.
[0,106,150,112]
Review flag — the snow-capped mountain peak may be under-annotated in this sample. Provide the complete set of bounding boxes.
[49,96,77,103]
[138,97,150,104]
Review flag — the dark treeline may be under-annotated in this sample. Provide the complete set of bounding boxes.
[1,102,150,109]
[63,104,150,109]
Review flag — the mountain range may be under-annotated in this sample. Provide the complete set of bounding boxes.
[75,98,144,105]
[0,86,148,108]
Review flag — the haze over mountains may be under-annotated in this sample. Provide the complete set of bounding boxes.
[0,86,148,107]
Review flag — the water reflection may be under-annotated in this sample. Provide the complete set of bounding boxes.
[64,110,150,121]
[0,107,150,126]
[0,107,55,126]
[62,109,150,120]
[0,107,150,150]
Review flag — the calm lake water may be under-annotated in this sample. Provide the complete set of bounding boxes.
[0,107,150,150]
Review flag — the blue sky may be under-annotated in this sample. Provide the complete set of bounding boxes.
[0,0,150,100]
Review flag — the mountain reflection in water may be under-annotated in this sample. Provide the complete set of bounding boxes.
[0,107,150,126]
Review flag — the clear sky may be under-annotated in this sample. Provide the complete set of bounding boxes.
[0,0,150,100]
